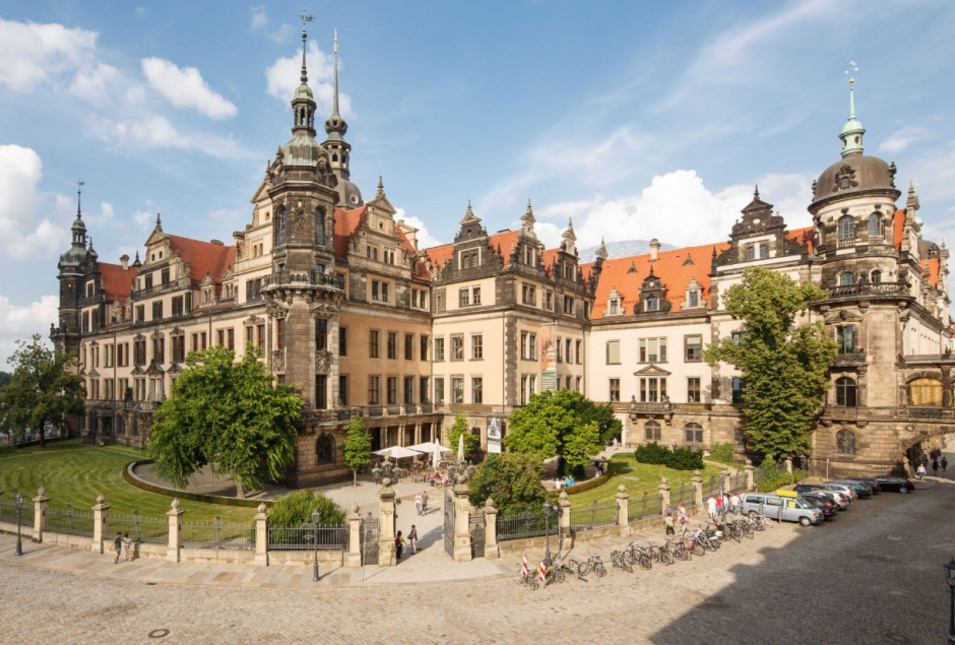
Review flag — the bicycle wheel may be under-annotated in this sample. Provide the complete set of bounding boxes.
[674,545,691,561]
[693,538,707,556]
[594,562,607,577]
[529,579,539,591]
[638,553,652,570]
[660,550,674,566]
[762,516,775,528]
[577,560,592,578]
[623,550,635,566]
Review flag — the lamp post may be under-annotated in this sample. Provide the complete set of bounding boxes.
[718,473,726,521]
[542,502,561,563]
[14,491,24,556]
[945,557,955,644]
[799,455,808,483]
[310,509,321,582]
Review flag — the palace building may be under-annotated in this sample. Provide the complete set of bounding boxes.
[53,29,952,483]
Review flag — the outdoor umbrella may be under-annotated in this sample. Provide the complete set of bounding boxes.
[372,446,420,460]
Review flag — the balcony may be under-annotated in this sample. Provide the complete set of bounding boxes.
[261,270,344,290]
[833,352,867,368]
[826,281,909,300]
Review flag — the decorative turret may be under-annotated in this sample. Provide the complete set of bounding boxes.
[520,199,537,238]
[595,237,609,261]
[840,62,865,158]
[560,218,577,255]
[59,181,89,270]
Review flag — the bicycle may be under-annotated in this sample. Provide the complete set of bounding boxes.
[664,538,690,562]
[610,549,633,573]
[576,553,607,578]
[625,541,652,570]
[518,566,539,590]
[747,511,775,529]
[645,541,674,566]
[540,558,566,586]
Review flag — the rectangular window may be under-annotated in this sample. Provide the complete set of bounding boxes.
[152,336,165,363]
[472,286,481,305]
[687,377,702,403]
[520,376,528,405]
[528,334,537,360]
[609,378,620,402]
[451,335,464,361]
[315,319,328,351]
[688,291,699,307]
[472,377,483,404]
[339,375,348,406]
[227,328,234,351]
[639,338,667,362]
[315,375,327,410]
[576,340,582,364]
[371,281,379,301]
[339,326,348,356]
[566,339,572,364]
[685,335,702,362]
[471,334,483,360]
[520,332,528,360]
[134,339,146,366]
[404,376,415,404]
[420,335,429,361]
[368,376,381,405]
[685,425,704,444]
[420,377,429,403]
[135,305,145,323]
[606,340,621,365]
[276,319,286,351]
[575,376,582,392]
[152,301,163,321]
[405,334,414,361]
[639,377,667,402]
[731,331,744,345]
[529,375,536,396]
[245,326,253,349]
[172,296,184,317]
[217,329,225,347]
[387,332,397,359]
[434,377,445,404]
[387,377,398,404]
[434,337,445,362]
[545,291,553,311]
[732,377,744,404]
[836,325,855,354]
[201,332,207,350]
[563,295,574,315]
[382,282,390,302]
[191,333,199,353]
[370,330,380,359]
[452,377,464,403]
[522,283,536,306]
[459,288,470,307]
[172,336,185,363]
[556,337,563,363]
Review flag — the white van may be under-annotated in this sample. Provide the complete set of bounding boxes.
[739,492,824,526]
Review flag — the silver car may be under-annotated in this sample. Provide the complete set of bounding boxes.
[739,493,825,526]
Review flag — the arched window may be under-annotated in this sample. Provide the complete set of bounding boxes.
[645,420,661,442]
[684,423,704,444]
[835,428,856,456]
[838,215,855,242]
[759,245,769,259]
[839,272,854,286]
[870,269,883,284]
[835,377,857,407]
[745,246,755,261]
[316,433,335,465]
[907,377,943,406]
[868,213,883,237]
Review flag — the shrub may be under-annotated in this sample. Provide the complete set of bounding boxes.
[634,442,703,471]
[269,490,344,527]
[708,442,736,466]
[0,444,17,457]
[755,469,809,493]
[634,442,669,465]
[468,453,546,516]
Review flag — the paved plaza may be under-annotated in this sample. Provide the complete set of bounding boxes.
[2,469,952,644]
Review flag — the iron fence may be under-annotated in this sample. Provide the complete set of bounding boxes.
[569,500,617,532]
[109,510,169,544]
[702,475,721,498]
[754,465,771,485]
[267,524,348,551]
[181,517,254,550]
[46,504,96,537]
[361,514,379,564]
[628,491,663,521]
[726,471,748,492]
[0,496,35,526]
[497,509,550,542]
[671,482,694,507]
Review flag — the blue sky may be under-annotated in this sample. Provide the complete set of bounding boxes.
[1,1,954,364]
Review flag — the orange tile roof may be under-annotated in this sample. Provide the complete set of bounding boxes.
[334,205,367,260]
[787,226,814,254]
[99,262,138,302]
[923,257,940,288]
[168,235,235,285]
[893,208,905,251]
[395,227,431,282]
[423,229,539,272]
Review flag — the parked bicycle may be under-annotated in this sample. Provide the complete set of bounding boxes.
[610,549,633,573]
[624,541,652,570]
[645,541,674,566]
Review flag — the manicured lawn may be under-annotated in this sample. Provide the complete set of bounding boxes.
[0,440,256,523]
[562,453,725,507]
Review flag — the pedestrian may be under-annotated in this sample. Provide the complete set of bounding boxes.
[932,459,939,476]
[112,532,123,564]
[612,437,618,450]
[122,531,132,561]
[407,524,418,554]
[917,463,927,480]
[709,495,719,522]
[942,456,949,473]
[730,493,741,516]
[421,491,429,515]
[395,530,404,561]
[677,502,689,535]
[663,504,675,536]
[721,493,730,518]
[414,492,422,516]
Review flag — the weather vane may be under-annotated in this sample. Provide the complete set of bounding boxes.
[299,10,313,27]
[845,59,859,85]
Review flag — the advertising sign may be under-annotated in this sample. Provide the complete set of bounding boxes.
[487,417,503,454]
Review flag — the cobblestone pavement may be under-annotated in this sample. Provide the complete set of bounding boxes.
[2,471,951,645]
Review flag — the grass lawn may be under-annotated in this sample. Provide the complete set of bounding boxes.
[563,453,725,507]
[0,440,256,523]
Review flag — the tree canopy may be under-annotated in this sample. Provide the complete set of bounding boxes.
[446,412,479,457]
[504,389,606,477]
[704,267,836,460]
[149,346,302,498]
[340,416,372,486]
[268,489,345,527]
[467,452,547,515]
[0,334,85,446]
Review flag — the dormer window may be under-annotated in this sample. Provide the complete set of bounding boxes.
[688,291,699,307]
[645,296,659,312]
[746,246,755,261]
[609,298,619,315]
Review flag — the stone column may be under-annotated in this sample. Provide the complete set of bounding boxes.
[658,477,671,508]
[615,485,629,535]
[785,458,793,475]
[33,487,49,542]
[91,494,109,554]
[452,483,472,563]
[692,469,704,508]
[744,459,754,490]
[346,504,362,568]
[558,491,571,553]
[254,503,269,567]
[482,498,499,560]
[166,499,184,563]
[378,479,396,566]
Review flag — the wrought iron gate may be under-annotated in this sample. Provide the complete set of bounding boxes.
[469,510,485,559]
[443,488,455,556]
[361,513,379,565]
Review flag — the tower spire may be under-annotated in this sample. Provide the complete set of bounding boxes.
[323,30,351,179]
[840,59,865,157]
[299,12,312,84]
[288,11,316,138]
[76,179,84,217]
[332,30,340,119]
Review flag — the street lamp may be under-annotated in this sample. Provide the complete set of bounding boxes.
[309,509,321,582]
[14,491,24,556]
[542,502,561,563]
[718,473,727,521]
[944,557,955,644]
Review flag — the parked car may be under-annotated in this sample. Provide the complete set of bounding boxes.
[821,483,859,500]
[843,477,881,494]
[739,493,824,526]
[832,480,872,498]
[801,491,845,512]
[874,476,915,494]
[793,485,851,508]
[799,494,837,518]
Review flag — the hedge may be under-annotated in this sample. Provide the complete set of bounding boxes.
[634,443,704,471]
[562,471,613,495]
[123,460,274,509]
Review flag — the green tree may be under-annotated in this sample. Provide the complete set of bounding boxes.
[446,412,479,457]
[149,346,302,498]
[704,267,837,460]
[0,371,11,389]
[268,489,345,527]
[467,452,547,515]
[340,416,372,486]
[504,389,605,477]
[0,334,85,447]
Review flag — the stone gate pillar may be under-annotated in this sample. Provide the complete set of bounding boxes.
[254,503,269,567]
[558,491,571,552]
[482,498,499,560]
[91,494,109,554]
[744,459,754,491]
[658,477,671,508]
[166,499,184,563]
[346,504,362,568]
[615,485,629,535]
[378,479,396,566]
[692,470,704,508]
[452,482,472,563]
[33,487,49,542]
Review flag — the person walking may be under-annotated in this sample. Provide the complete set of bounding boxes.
[932,458,939,476]
[730,493,741,516]
[421,491,429,515]
[942,456,949,474]
[917,463,927,480]
[663,504,675,536]
[112,532,123,564]
[407,524,418,554]
[677,502,689,536]
[414,492,422,516]
[394,530,405,561]
[122,532,132,561]
[707,496,718,522]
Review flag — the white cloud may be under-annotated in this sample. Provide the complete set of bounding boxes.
[250,6,268,30]
[0,144,66,260]
[84,115,251,159]
[878,126,928,154]
[68,61,120,103]
[0,17,99,92]
[265,42,351,118]
[133,210,154,231]
[394,210,443,249]
[250,6,293,43]
[141,57,237,119]
[0,293,59,365]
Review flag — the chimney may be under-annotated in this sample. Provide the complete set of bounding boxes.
[120,254,129,271]
[650,238,661,262]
